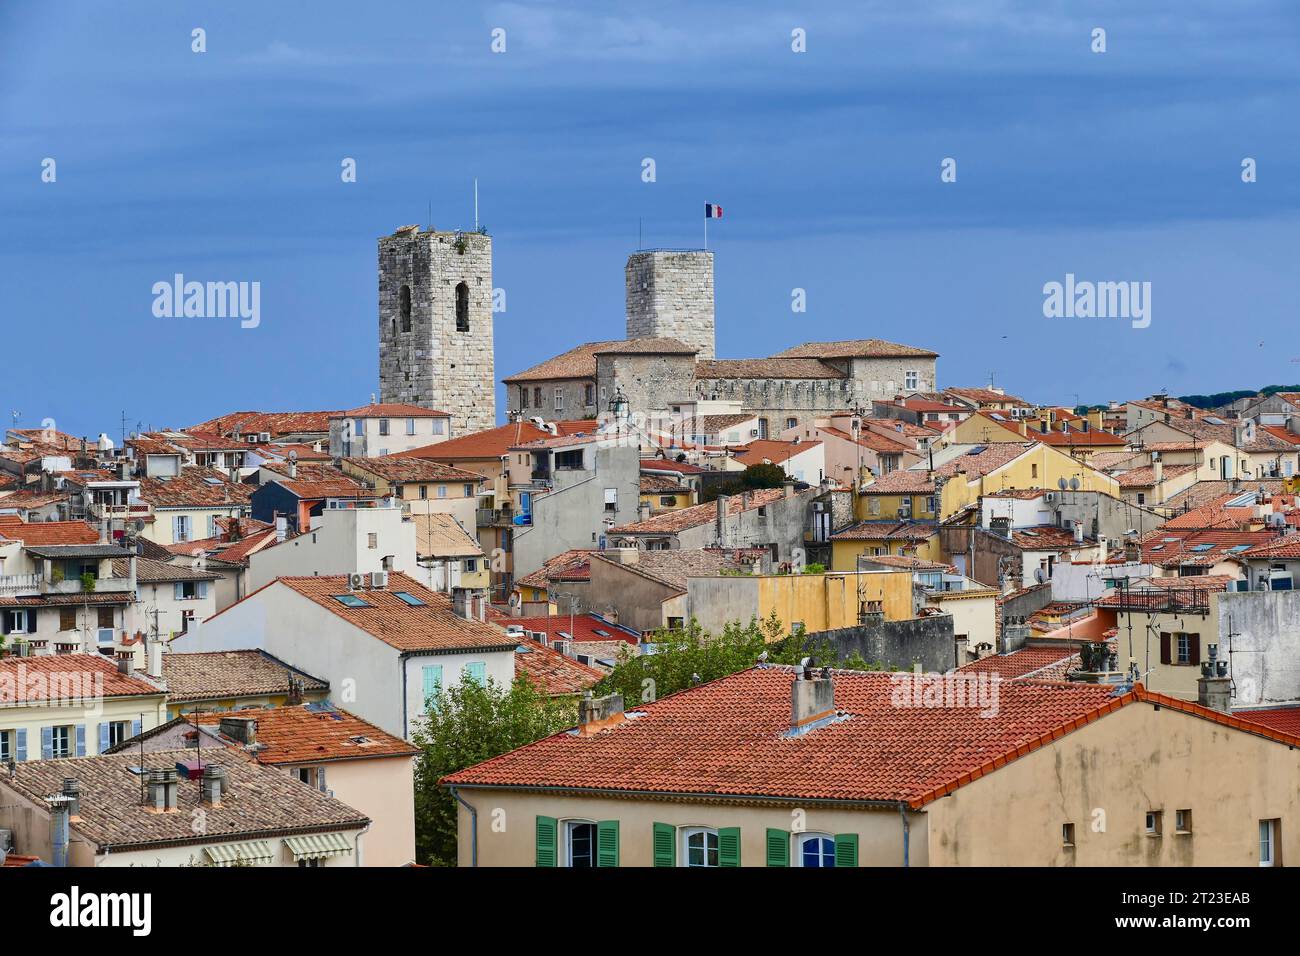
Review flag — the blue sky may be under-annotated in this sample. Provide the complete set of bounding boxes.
[2,1,1298,438]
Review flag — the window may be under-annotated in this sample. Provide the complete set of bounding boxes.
[603,488,618,513]
[418,484,427,500]
[533,387,542,408]
[421,665,443,709]
[400,285,412,332]
[464,661,487,686]
[463,483,474,497]
[59,607,77,632]
[683,828,720,868]
[0,729,11,762]
[106,720,131,749]
[566,821,597,868]
[3,609,31,634]
[1175,809,1192,834]
[173,515,191,542]
[455,281,469,332]
[431,418,445,436]
[1031,463,1039,479]
[406,418,416,436]
[393,591,426,607]
[1145,811,1162,836]
[97,606,114,629]
[437,484,447,498]
[1062,823,1075,847]
[1260,819,1278,867]
[332,594,372,608]
[757,418,769,439]
[797,833,836,868]
[50,725,73,759]
[1177,634,1192,665]
[925,496,939,513]
[905,370,919,391]
[464,559,477,572]
[174,581,208,601]
[869,497,880,516]
[659,496,675,507]
[585,383,595,407]
[298,858,321,868]
[554,387,564,411]
[1137,493,1146,505]
[379,419,390,436]
[521,387,529,409]
[785,417,797,430]
[353,418,365,437]
[367,532,378,550]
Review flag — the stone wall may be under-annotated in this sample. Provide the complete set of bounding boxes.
[378,227,495,435]
[799,613,956,672]
[625,251,715,360]
[510,379,597,421]
[596,352,697,416]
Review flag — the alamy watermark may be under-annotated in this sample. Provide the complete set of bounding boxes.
[889,665,1001,718]
[1042,273,1150,329]
[152,274,260,329]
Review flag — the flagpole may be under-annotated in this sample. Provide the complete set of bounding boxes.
[704,212,708,251]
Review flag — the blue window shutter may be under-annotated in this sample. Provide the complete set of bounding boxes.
[465,662,486,686]
[75,724,86,757]
[98,722,110,755]
[40,726,53,760]
[131,719,142,737]
[15,729,27,762]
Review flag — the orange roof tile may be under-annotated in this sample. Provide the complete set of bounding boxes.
[189,704,417,763]
[0,515,100,545]
[0,654,163,704]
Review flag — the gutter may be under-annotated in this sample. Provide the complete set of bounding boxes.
[898,802,910,867]
[448,786,478,867]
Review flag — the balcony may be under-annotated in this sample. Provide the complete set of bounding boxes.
[0,572,41,596]
[87,501,151,522]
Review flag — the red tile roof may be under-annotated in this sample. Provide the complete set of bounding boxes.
[957,646,1078,680]
[395,422,553,461]
[0,654,163,704]
[515,550,594,589]
[694,358,845,380]
[514,640,605,696]
[443,665,1132,807]
[830,520,938,542]
[331,404,451,419]
[136,468,253,507]
[0,516,100,545]
[772,339,938,359]
[190,704,417,763]
[508,614,640,646]
[731,439,821,467]
[610,487,790,535]
[1235,707,1300,736]
[189,410,337,438]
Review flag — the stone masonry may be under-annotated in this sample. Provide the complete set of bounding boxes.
[625,250,715,360]
[378,226,495,435]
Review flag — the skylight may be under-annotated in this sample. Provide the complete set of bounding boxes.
[392,591,426,607]
[332,594,371,608]
[1190,544,1215,552]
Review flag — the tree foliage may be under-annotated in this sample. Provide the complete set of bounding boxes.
[701,462,789,502]
[411,676,576,866]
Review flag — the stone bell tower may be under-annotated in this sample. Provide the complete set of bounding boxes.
[625,249,715,360]
[378,225,495,435]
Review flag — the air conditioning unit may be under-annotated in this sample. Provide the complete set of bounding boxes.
[812,502,826,513]
[258,432,271,443]
[750,429,760,437]
[1045,492,1056,503]
[348,573,366,590]
[369,571,388,589]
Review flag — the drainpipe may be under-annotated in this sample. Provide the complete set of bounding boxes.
[898,803,910,868]
[448,786,479,867]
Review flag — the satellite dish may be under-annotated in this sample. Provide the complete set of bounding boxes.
[288,450,298,462]
[133,519,145,533]
[1034,568,1047,583]
[1057,477,1068,490]
[1069,477,1081,491]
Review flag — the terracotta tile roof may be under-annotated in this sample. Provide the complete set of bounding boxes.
[591,338,697,355]
[957,645,1079,680]
[858,554,953,571]
[331,403,451,419]
[1139,529,1277,568]
[820,425,913,456]
[610,486,790,535]
[514,640,605,696]
[189,704,417,763]
[276,478,374,500]
[501,340,621,383]
[1162,496,1254,530]
[147,430,247,453]
[410,512,483,558]
[263,573,518,654]
[515,550,594,590]
[944,387,1029,406]
[700,413,755,431]
[772,339,938,359]
[4,748,367,852]
[1114,463,1196,488]
[396,422,553,461]
[640,458,707,475]
[1011,525,1089,550]
[0,490,71,512]
[162,649,329,704]
[443,665,1132,807]
[136,468,253,508]
[1235,706,1300,736]
[830,520,938,542]
[209,527,281,565]
[861,471,936,494]
[0,654,163,704]
[1163,480,1284,511]
[189,410,337,438]
[0,515,99,545]
[111,556,220,583]
[507,614,640,646]
[347,457,484,484]
[640,473,690,494]
[694,358,845,380]
[1238,535,1300,559]
[252,442,331,461]
[732,439,821,467]
[511,433,602,450]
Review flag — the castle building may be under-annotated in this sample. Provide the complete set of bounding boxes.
[503,248,939,438]
[377,225,495,435]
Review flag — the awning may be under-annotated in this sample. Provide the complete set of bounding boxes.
[284,832,353,862]
[203,840,274,867]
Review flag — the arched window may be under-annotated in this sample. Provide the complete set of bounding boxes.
[455,282,470,332]
[400,285,412,332]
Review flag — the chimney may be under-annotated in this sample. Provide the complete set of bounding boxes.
[638,502,651,522]
[452,587,471,619]
[1197,644,1232,713]
[117,657,135,679]
[146,768,179,812]
[286,674,304,706]
[47,796,71,867]
[790,664,836,733]
[783,478,796,499]
[610,547,638,565]
[716,494,730,547]
[61,777,82,819]
[275,515,288,542]
[1152,457,1163,484]
[287,459,297,480]
[219,716,257,745]
[577,692,625,735]
[200,765,229,806]
[147,640,163,681]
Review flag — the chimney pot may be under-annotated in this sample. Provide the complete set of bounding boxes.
[790,668,836,732]
[577,692,625,734]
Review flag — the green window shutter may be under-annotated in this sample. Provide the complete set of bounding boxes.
[765,828,789,867]
[719,827,742,867]
[834,833,859,868]
[596,820,620,867]
[535,816,558,867]
[652,822,676,867]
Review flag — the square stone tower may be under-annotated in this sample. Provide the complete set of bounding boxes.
[625,250,715,360]
[378,226,495,435]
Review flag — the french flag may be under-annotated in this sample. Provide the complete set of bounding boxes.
[705,203,723,219]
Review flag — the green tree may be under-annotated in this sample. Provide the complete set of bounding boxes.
[701,462,790,502]
[411,676,575,866]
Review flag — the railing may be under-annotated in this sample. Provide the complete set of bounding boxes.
[0,572,42,595]
[88,501,151,521]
